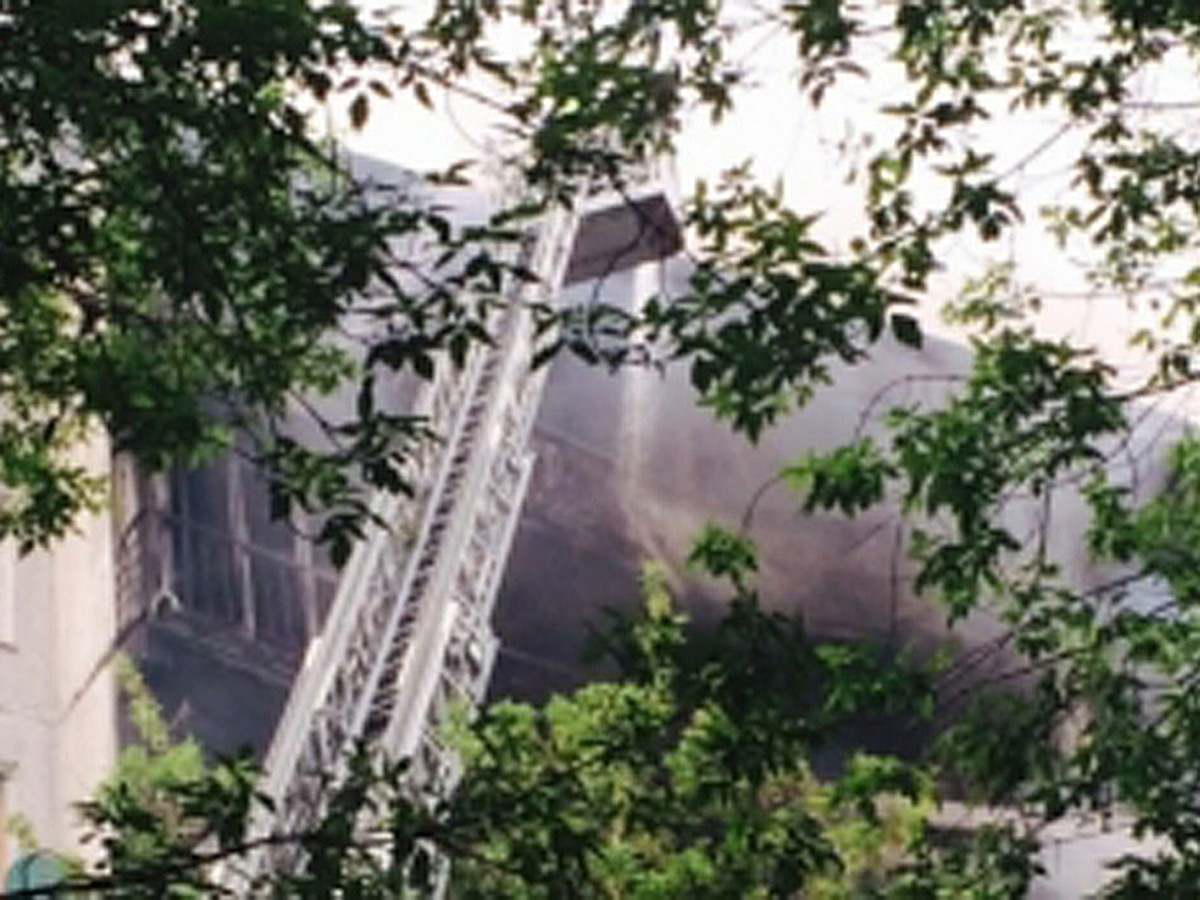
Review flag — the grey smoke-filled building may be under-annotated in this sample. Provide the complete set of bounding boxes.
[118,153,1164,801]
[115,157,686,770]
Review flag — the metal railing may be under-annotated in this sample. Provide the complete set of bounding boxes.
[231,201,579,886]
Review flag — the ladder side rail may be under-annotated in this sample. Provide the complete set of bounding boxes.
[263,351,478,791]
[339,333,498,747]
[367,204,576,753]
[238,201,580,887]
[246,360,472,863]
[375,303,524,758]
[253,486,398,803]
[376,205,578,759]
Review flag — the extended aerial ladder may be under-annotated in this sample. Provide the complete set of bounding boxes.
[241,200,574,872]
[126,162,683,887]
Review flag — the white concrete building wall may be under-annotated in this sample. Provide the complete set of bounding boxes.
[0,432,116,871]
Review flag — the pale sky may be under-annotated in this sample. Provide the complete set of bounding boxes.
[335,3,1200,394]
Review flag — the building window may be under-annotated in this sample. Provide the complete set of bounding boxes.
[0,541,14,647]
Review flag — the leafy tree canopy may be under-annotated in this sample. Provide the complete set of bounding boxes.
[5,0,1199,552]
[66,564,1043,898]
[9,0,1200,895]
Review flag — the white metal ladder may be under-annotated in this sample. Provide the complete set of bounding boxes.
[238,202,578,882]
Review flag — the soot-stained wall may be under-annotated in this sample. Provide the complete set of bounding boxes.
[491,262,972,698]
[490,259,1172,702]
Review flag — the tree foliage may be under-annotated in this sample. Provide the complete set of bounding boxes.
[63,563,1045,899]
[1,0,535,554]
[78,657,257,898]
[10,0,1200,895]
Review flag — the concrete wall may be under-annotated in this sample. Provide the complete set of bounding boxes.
[0,432,116,869]
[494,260,982,697]
[491,256,1183,702]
